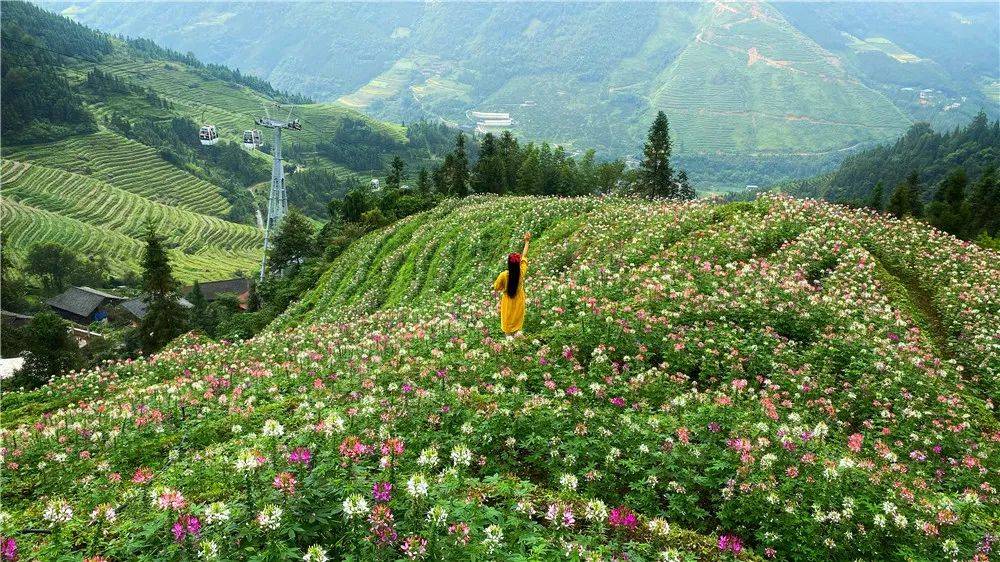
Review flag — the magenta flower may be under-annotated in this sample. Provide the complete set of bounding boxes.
[372,481,392,502]
[288,447,312,465]
[610,396,626,407]
[0,537,17,561]
[608,505,637,529]
[171,514,201,543]
[718,534,743,553]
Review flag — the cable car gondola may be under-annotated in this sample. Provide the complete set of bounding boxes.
[242,129,262,150]
[199,125,219,146]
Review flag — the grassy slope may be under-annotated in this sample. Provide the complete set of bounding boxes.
[2,196,998,559]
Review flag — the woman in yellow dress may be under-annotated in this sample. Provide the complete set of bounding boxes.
[493,232,531,334]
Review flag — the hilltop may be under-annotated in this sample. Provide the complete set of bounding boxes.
[2,195,997,560]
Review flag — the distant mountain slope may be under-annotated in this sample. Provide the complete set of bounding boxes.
[56,1,998,169]
[774,111,1000,203]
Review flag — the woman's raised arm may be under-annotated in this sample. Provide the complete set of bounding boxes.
[522,231,531,256]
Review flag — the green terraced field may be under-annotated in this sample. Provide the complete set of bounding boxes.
[1,159,262,281]
[3,130,232,217]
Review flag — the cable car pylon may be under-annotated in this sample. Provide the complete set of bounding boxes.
[256,104,302,280]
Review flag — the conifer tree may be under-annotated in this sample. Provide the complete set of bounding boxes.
[386,155,405,188]
[417,168,430,194]
[639,111,674,198]
[450,133,469,197]
[887,172,923,218]
[868,181,885,211]
[677,170,695,200]
[140,226,186,353]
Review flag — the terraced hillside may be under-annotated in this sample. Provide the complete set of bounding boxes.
[3,195,997,561]
[3,131,232,217]
[0,159,262,281]
[99,56,408,150]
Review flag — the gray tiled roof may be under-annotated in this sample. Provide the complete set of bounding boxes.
[45,286,125,318]
[121,296,193,320]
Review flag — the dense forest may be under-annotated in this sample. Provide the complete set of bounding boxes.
[760,112,1000,245]
[0,2,110,143]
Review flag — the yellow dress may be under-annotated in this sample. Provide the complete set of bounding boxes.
[493,260,527,334]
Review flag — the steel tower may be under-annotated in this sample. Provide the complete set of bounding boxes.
[255,107,302,280]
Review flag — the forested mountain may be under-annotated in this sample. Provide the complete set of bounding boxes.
[767,111,1000,243]
[50,1,1000,189]
[0,1,457,281]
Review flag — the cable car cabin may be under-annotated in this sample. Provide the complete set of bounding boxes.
[242,129,262,150]
[199,125,219,146]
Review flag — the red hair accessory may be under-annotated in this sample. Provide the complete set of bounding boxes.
[508,253,521,263]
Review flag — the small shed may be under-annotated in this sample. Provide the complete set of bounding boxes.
[45,286,126,325]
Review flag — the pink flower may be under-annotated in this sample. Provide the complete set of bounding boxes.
[288,447,312,465]
[372,481,392,502]
[608,506,637,529]
[171,514,201,543]
[848,433,864,453]
[131,467,154,484]
[273,472,297,495]
[0,537,17,561]
[610,397,626,407]
[718,534,743,553]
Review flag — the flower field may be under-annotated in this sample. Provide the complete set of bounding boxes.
[2,195,998,561]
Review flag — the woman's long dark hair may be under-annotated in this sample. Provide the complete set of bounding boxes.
[506,254,521,297]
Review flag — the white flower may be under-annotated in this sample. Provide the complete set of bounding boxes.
[343,494,369,519]
[43,499,73,525]
[303,544,328,562]
[647,517,671,536]
[197,540,219,560]
[262,419,285,438]
[583,499,608,521]
[559,473,578,491]
[426,505,448,527]
[256,505,283,530]
[483,524,504,553]
[406,473,429,498]
[451,444,472,467]
[417,447,439,467]
[204,502,231,524]
[235,450,265,472]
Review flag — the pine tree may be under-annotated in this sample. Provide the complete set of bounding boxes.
[868,181,885,211]
[926,168,971,236]
[417,168,430,194]
[386,155,405,188]
[498,131,521,191]
[677,170,695,200]
[140,226,187,353]
[968,167,999,236]
[450,133,469,197]
[887,172,923,219]
[473,133,506,194]
[639,111,674,199]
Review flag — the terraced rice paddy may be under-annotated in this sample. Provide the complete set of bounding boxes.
[3,131,231,217]
[1,159,262,281]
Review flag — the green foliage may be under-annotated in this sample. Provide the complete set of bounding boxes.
[9,311,82,390]
[268,209,318,273]
[639,111,675,199]
[24,242,106,295]
[139,228,187,353]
